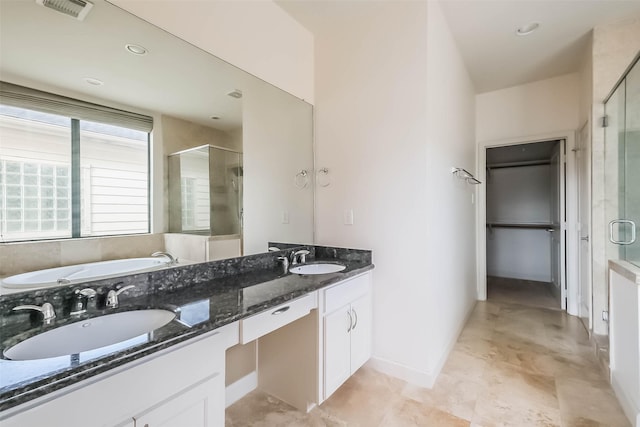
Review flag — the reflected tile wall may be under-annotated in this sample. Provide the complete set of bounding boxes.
[0,234,165,277]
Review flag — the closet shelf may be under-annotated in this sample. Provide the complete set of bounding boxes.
[486,222,557,230]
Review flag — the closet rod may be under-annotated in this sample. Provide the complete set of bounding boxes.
[486,223,556,230]
[486,160,551,170]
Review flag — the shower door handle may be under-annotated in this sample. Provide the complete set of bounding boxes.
[608,219,637,245]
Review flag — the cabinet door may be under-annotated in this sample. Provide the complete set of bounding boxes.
[324,305,352,399]
[349,293,371,373]
[134,373,223,427]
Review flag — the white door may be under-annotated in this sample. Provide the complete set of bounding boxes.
[549,141,566,309]
[349,294,371,373]
[577,122,591,326]
[324,305,352,399]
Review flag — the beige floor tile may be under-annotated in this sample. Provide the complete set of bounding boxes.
[316,365,405,427]
[380,397,470,426]
[402,371,483,421]
[555,377,631,427]
[472,391,562,427]
[482,360,559,410]
[226,390,346,427]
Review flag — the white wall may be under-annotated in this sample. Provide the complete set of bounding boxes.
[315,0,476,387]
[243,79,314,254]
[476,73,580,143]
[487,165,552,223]
[487,229,552,282]
[107,0,314,103]
[423,0,477,375]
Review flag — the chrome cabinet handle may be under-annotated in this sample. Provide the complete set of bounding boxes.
[347,310,353,332]
[609,219,637,245]
[351,308,358,331]
[271,306,290,315]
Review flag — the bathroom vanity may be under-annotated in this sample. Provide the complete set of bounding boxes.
[0,246,373,426]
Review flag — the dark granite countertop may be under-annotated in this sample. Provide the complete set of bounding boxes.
[0,245,373,413]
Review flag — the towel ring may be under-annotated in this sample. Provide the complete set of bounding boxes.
[317,168,331,187]
[294,170,309,189]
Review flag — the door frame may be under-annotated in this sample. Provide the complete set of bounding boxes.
[476,130,579,316]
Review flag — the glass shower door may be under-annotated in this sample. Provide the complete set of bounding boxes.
[605,56,640,267]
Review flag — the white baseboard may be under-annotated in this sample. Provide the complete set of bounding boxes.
[611,374,639,427]
[368,356,436,389]
[429,300,477,380]
[225,371,257,408]
[369,300,476,391]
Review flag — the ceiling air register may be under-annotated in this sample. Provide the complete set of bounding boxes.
[36,0,94,21]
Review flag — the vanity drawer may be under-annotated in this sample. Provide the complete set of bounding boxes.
[323,274,370,314]
[240,293,317,344]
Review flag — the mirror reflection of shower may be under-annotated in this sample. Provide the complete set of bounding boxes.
[168,145,243,237]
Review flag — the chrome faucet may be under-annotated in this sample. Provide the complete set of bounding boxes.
[152,251,176,265]
[13,302,56,324]
[70,288,97,315]
[277,256,290,274]
[291,249,310,265]
[106,285,135,309]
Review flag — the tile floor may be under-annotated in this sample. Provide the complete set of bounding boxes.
[487,276,560,310]
[226,282,630,427]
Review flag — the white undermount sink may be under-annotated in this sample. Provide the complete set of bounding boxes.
[4,309,176,361]
[289,262,346,275]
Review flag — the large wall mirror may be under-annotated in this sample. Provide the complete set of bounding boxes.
[0,0,314,267]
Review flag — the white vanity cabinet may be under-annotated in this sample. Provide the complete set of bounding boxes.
[1,322,238,427]
[321,273,372,400]
[132,373,222,427]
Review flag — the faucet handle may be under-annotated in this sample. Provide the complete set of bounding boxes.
[76,288,97,298]
[70,288,97,315]
[291,249,311,265]
[106,285,135,309]
[277,256,290,274]
[13,303,56,324]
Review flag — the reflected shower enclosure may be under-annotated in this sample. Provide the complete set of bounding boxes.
[605,54,640,268]
[168,145,243,237]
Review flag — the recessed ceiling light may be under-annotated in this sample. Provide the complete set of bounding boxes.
[84,77,104,86]
[227,89,243,99]
[125,44,148,55]
[516,22,540,36]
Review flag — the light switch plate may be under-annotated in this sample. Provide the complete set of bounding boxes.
[344,209,354,225]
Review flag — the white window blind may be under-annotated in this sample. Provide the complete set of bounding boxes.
[0,81,153,132]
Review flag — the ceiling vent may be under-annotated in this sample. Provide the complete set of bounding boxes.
[36,0,94,21]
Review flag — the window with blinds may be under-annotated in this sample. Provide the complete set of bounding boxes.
[0,83,152,242]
